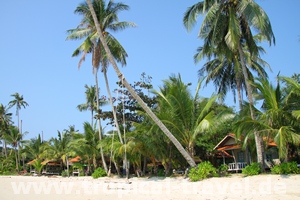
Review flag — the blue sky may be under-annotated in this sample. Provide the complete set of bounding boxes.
[1,0,299,141]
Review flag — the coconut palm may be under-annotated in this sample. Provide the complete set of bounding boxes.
[183,0,275,168]
[85,0,197,167]
[67,0,135,144]
[23,134,45,160]
[0,104,12,158]
[3,126,23,171]
[67,0,137,172]
[78,122,102,173]
[46,130,77,176]
[153,74,234,158]
[280,75,300,118]
[195,41,270,110]
[8,93,29,131]
[77,84,108,126]
[235,77,300,161]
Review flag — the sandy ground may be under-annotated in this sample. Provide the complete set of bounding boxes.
[1,174,300,200]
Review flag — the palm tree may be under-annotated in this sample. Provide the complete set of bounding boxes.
[280,75,300,118]
[78,122,102,173]
[23,134,45,160]
[68,0,136,143]
[8,92,29,131]
[0,104,12,158]
[46,130,76,176]
[77,84,108,126]
[67,0,136,172]
[3,126,23,171]
[235,77,300,161]
[183,0,275,168]
[153,74,234,158]
[86,0,197,167]
[195,41,270,110]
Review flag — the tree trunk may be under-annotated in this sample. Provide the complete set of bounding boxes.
[236,81,243,111]
[94,72,108,173]
[142,156,147,176]
[238,44,265,171]
[86,0,196,168]
[15,147,18,171]
[113,159,121,177]
[103,70,124,144]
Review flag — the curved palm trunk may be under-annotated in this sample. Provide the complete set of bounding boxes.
[103,69,124,144]
[86,0,196,168]
[238,44,265,170]
[94,72,108,173]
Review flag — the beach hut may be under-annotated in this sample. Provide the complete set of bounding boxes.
[214,133,250,172]
[214,133,279,172]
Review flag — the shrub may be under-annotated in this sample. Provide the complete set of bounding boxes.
[156,169,165,177]
[218,164,229,176]
[188,161,218,182]
[271,162,300,174]
[92,167,107,179]
[61,170,68,177]
[242,162,260,176]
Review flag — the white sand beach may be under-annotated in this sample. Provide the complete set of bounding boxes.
[1,174,300,200]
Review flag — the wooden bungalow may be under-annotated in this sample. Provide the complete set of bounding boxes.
[214,133,280,172]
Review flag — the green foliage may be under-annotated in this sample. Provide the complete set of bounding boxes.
[242,162,260,176]
[218,164,229,176]
[188,161,218,182]
[271,162,300,174]
[61,170,68,177]
[91,167,107,179]
[156,169,165,177]
[0,156,16,175]
[31,159,45,175]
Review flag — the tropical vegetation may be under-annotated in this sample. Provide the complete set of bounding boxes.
[1,0,300,180]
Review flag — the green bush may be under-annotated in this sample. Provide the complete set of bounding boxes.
[156,169,165,177]
[61,170,68,177]
[242,162,260,176]
[91,167,107,179]
[188,161,218,182]
[271,162,300,174]
[218,164,229,176]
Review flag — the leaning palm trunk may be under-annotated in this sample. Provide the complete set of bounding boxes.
[94,71,108,173]
[86,0,196,167]
[103,69,128,177]
[238,45,265,170]
[103,68,124,144]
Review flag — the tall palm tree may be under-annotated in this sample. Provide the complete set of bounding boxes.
[8,93,29,131]
[67,0,136,172]
[183,0,275,168]
[86,0,197,167]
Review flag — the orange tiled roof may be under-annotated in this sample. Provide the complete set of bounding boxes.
[69,156,81,163]
[217,144,241,151]
[27,159,36,165]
